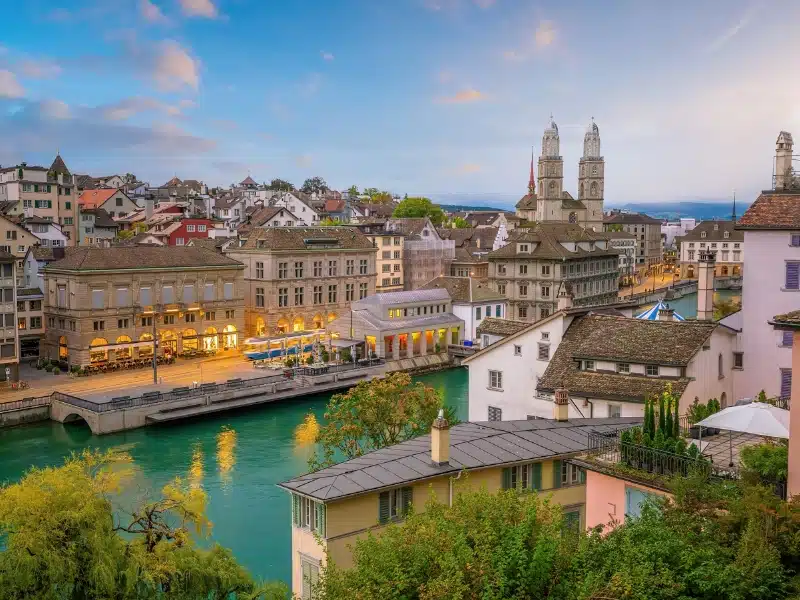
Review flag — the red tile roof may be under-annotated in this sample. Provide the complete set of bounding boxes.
[78,188,119,209]
[737,191,800,229]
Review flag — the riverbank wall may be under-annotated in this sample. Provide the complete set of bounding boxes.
[0,403,50,429]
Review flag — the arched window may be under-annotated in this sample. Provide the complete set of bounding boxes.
[580,183,584,197]
[580,166,585,176]
[548,181,557,194]
[568,212,577,224]
[718,353,724,379]
[721,266,729,276]
[592,165,598,176]
[59,335,68,360]
[590,182,599,197]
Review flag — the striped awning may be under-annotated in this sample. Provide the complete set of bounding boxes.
[635,300,685,321]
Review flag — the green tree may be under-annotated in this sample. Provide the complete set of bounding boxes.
[320,217,344,226]
[449,216,470,228]
[0,449,286,599]
[309,372,457,470]
[301,176,328,194]
[267,178,294,191]
[347,184,359,197]
[713,296,742,320]
[392,197,445,226]
[124,173,137,184]
[116,229,135,240]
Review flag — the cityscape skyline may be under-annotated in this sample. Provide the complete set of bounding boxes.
[0,0,798,203]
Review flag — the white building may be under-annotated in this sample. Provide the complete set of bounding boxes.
[21,218,68,249]
[677,220,743,279]
[661,218,696,249]
[268,191,320,226]
[419,276,507,344]
[730,130,800,399]
[608,230,636,281]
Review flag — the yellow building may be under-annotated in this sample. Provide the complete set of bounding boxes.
[279,409,638,598]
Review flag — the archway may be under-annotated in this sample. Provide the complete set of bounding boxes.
[182,328,198,351]
[62,413,92,431]
[276,317,289,334]
[721,266,729,276]
[313,314,324,329]
[721,391,728,409]
[204,326,218,351]
[293,316,305,332]
[59,335,68,360]
[139,332,154,358]
[327,312,337,324]
[115,335,132,359]
[90,338,108,363]
[160,330,177,356]
[687,266,695,278]
[732,266,740,276]
[579,182,584,197]
[223,324,237,349]
[255,316,266,336]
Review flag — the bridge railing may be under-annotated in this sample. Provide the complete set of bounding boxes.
[0,395,52,413]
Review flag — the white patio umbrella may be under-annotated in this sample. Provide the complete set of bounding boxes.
[694,402,789,467]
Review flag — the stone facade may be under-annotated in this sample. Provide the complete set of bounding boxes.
[677,220,743,279]
[42,247,245,366]
[366,230,404,292]
[603,211,663,268]
[225,227,377,337]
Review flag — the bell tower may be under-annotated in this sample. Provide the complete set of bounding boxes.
[578,118,604,231]
[536,116,563,222]
[775,131,794,190]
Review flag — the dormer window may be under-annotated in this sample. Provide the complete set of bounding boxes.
[723,231,730,239]
[700,231,707,238]
[713,223,719,231]
[518,243,529,253]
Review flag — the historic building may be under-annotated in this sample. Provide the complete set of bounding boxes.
[677,220,743,279]
[516,118,605,232]
[42,247,245,366]
[603,211,664,268]
[225,227,377,337]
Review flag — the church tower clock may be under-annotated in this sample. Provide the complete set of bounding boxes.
[578,119,604,231]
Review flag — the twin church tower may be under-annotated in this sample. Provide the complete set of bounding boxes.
[515,117,605,232]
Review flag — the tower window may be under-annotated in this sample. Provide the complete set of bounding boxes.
[591,166,597,175]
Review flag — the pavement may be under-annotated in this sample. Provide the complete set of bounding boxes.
[619,273,679,297]
[0,355,274,403]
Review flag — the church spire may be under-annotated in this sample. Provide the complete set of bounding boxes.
[528,146,535,194]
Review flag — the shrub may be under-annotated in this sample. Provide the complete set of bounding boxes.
[305,355,314,365]
[741,441,788,481]
[284,357,296,368]
[52,367,60,375]
[340,348,352,363]
[434,342,441,353]
[320,348,330,362]
[44,364,53,373]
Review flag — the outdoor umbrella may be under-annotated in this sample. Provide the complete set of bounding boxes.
[694,402,789,466]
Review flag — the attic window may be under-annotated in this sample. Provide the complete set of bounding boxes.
[700,231,707,238]
[713,223,719,231]
[723,231,730,239]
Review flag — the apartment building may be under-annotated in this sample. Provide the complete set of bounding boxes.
[0,155,79,243]
[78,188,140,218]
[385,218,455,290]
[20,217,68,248]
[0,253,19,380]
[78,208,118,247]
[17,287,44,361]
[603,211,663,268]
[488,223,620,323]
[226,227,377,337]
[677,220,743,279]
[42,246,245,366]
[363,228,404,292]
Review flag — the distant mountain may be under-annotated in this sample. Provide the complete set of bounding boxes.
[613,201,749,221]
[438,204,510,213]
[429,194,517,211]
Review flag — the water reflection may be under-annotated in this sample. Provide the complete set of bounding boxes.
[189,442,204,489]
[216,426,237,488]
[294,413,319,447]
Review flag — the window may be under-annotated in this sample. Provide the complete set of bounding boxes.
[608,404,621,418]
[345,259,355,275]
[563,510,581,535]
[313,286,323,304]
[561,462,584,486]
[186,224,196,233]
[204,311,215,321]
[328,285,337,303]
[360,259,368,274]
[519,284,528,297]
[93,320,105,331]
[278,262,288,279]
[394,237,401,245]
[116,287,129,307]
[488,405,502,421]
[300,557,320,600]
[518,305,527,319]
[393,264,400,272]
[295,261,304,278]
[541,264,550,275]
[56,285,67,307]
[616,362,630,373]
[223,282,234,300]
[17,317,25,330]
[537,343,549,360]
[345,283,354,302]
[382,264,391,273]
[91,289,104,309]
[313,261,322,277]
[497,283,506,294]
[359,282,368,299]
[163,315,176,325]
[278,288,288,307]
[625,485,657,520]
[328,260,337,276]
[582,360,595,371]
[541,332,550,341]
[175,237,185,246]
[646,364,659,376]
[786,262,800,290]
[519,264,528,275]
[700,231,706,238]
[63,217,73,225]
[733,351,743,369]
[723,231,730,239]
[31,316,41,329]
[379,487,412,524]
[501,462,542,491]
[687,250,695,261]
[162,285,174,304]
[488,370,503,390]
[791,234,800,247]
[225,309,235,319]
[781,368,792,398]
[393,250,400,259]
[255,261,264,279]
[475,306,482,321]
[5,231,15,241]
[541,285,550,298]
[198,224,207,232]
[718,352,724,378]
[295,287,304,305]
[141,316,153,327]
[256,287,265,307]
[514,344,522,356]
[292,494,326,535]
[498,264,507,275]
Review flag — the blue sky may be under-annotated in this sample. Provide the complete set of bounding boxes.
[1,0,799,205]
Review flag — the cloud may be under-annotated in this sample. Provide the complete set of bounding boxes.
[535,21,557,48]
[153,41,199,91]
[98,96,187,120]
[19,59,62,79]
[140,0,168,23]
[212,119,238,130]
[436,89,485,104]
[40,99,70,120]
[320,51,335,61]
[179,0,218,18]
[0,70,24,98]
[708,3,762,52]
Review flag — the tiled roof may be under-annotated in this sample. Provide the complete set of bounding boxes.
[385,218,431,238]
[355,288,451,306]
[279,417,641,502]
[164,176,183,187]
[771,310,800,328]
[187,237,231,251]
[82,208,118,228]
[79,188,121,208]
[603,212,662,225]
[737,191,800,229]
[476,317,530,337]
[515,194,537,210]
[324,199,345,213]
[680,220,742,241]
[17,287,43,297]
[353,202,395,218]
[421,276,505,303]
[562,198,586,210]
[240,226,374,251]
[239,176,257,186]
[538,314,718,401]
[347,308,461,331]
[45,246,243,271]
[489,223,618,260]
[74,174,96,190]
[237,207,299,235]
[49,154,70,176]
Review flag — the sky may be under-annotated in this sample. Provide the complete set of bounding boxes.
[1,0,799,205]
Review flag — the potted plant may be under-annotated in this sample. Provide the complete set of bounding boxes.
[52,367,61,376]
[305,355,314,366]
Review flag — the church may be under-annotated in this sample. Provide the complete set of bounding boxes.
[515,118,605,232]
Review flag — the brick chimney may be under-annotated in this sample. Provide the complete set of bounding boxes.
[431,409,450,466]
[554,388,569,421]
[697,250,716,321]
[657,304,674,321]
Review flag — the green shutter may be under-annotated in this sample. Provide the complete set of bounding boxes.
[316,502,326,537]
[402,487,413,516]
[552,460,562,489]
[291,494,301,527]
[532,462,542,491]
[501,467,512,490]
[578,467,586,484]
[379,491,390,524]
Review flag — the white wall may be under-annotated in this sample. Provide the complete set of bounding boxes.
[466,314,569,421]
[528,396,645,420]
[736,230,799,398]
[683,328,736,411]
[454,300,506,343]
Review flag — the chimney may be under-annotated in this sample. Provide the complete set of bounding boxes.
[657,304,674,321]
[697,250,715,321]
[775,131,794,190]
[557,282,574,312]
[553,388,569,421]
[145,198,154,221]
[430,409,450,466]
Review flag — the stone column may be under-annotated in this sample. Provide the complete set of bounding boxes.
[407,332,415,358]
[420,330,427,356]
[392,335,399,360]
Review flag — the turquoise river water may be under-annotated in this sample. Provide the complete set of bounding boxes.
[0,368,469,586]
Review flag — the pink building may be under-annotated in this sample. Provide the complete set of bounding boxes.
[582,469,669,533]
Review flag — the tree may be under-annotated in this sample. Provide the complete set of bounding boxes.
[124,173,137,184]
[714,297,742,320]
[267,178,294,191]
[301,176,328,195]
[347,185,359,197]
[392,197,445,226]
[309,372,458,470]
[0,449,286,599]
[117,229,135,240]
[362,188,393,204]
[319,217,345,226]
[449,216,470,228]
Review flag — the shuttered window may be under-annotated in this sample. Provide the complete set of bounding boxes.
[204,283,214,301]
[223,282,234,300]
[786,262,800,290]
[625,486,656,519]
[291,493,325,537]
[57,285,66,308]
[791,234,800,247]
[115,288,129,307]
[783,331,794,347]
[162,285,174,304]
[502,462,543,491]
[139,287,152,306]
[91,289,104,309]
[781,368,792,399]
[552,459,562,489]
[300,558,320,600]
[183,284,195,304]
[378,487,412,524]
[563,509,581,535]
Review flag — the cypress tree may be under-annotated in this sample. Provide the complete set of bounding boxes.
[647,396,656,437]
[673,397,681,438]
[664,398,673,439]
[643,397,651,437]
[658,393,666,434]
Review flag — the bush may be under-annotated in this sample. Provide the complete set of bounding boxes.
[741,441,788,481]
[340,348,352,363]
[44,364,53,373]
[284,357,297,368]
[305,355,314,365]
[320,348,330,362]
[434,342,441,353]
[52,367,60,375]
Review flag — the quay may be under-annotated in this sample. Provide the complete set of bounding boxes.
[0,354,452,434]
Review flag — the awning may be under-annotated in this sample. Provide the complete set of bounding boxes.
[695,403,789,438]
[331,338,361,348]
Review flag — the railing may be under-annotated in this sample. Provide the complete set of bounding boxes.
[0,395,52,413]
[295,358,385,376]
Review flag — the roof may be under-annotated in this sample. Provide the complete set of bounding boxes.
[538,314,718,401]
[737,191,800,230]
[78,188,121,208]
[49,154,70,176]
[608,230,637,240]
[164,176,183,187]
[356,288,451,306]
[239,226,374,251]
[679,220,743,242]
[420,276,505,303]
[279,417,641,502]
[488,223,618,260]
[74,174,96,190]
[385,218,432,238]
[44,246,243,272]
[515,194,537,210]
[603,212,662,225]
[324,199,346,213]
[353,202,395,218]
[17,287,43,298]
[187,237,231,251]
[770,310,800,330]
[561,198,586,210]
[82,208,118,228]
[239,176,257,186]
[635,301,685,321]
[476,317,530,337]
[346,309,461,332]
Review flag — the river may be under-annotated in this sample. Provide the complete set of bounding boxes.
[0,368,469,586]
[634,289,741,319]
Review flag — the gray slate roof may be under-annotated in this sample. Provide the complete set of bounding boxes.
[356,288,451,306]
[279,417,641,502]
